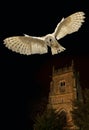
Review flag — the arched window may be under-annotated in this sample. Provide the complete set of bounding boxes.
[59,80,66,92]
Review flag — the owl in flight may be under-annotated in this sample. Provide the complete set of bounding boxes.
[3,12,85,55]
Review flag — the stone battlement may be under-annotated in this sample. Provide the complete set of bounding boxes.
[53,65,74,76]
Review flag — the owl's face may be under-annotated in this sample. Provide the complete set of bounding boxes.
[45,35,55,47]
[45,35,60,49]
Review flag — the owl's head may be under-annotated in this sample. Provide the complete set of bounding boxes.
[45,35,55,47]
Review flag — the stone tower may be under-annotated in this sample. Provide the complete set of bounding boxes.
[48,61,82,129]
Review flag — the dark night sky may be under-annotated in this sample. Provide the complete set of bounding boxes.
[0,0,89,130]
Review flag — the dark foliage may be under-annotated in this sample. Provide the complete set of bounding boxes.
[33,108,67,130]
[71,88,89,130]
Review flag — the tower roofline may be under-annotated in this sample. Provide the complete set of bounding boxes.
[52,60,74,76]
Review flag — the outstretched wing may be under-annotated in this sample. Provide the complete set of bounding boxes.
[3,36,47,55]
[54,12,85,40]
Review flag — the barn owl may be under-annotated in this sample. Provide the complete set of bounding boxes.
[3,12,85,55]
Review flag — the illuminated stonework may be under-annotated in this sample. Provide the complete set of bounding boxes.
[48,61,82,129]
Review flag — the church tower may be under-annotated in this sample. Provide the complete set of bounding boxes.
[48,61,82,129]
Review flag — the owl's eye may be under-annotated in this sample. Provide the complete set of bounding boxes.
[49,38,52,42]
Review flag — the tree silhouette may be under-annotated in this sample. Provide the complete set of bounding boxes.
[33,108,67,130]
[71,88,89,130]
